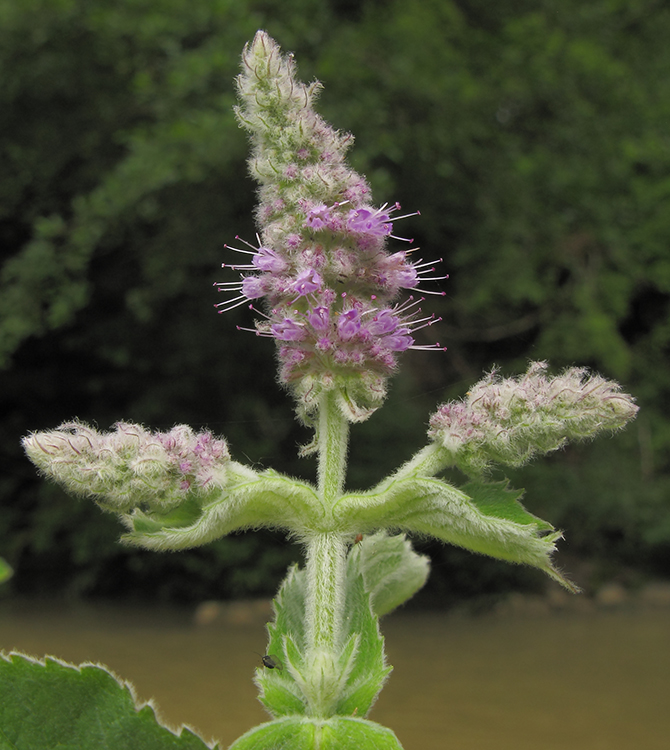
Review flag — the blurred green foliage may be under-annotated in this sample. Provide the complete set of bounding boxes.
[1,0,669,604]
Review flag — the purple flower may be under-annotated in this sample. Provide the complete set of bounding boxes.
[252,247,288,273]
[381,252,419,289]
[368,310,399,336]
[293,269,323,296]
[271,318,305,341]
[241,276,266,300]
[304,204,332,230]
[337,309,361,340]
[382,333,414,352]
[347,207,392,237]
[307,306,330,331]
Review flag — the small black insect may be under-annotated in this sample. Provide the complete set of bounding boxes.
[262,654,283,670]
[254,651,283,670]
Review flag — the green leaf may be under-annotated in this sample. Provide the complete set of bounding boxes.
[254,565,308,716]
[0,652,217,750]
[334,475,576,590]
[121,471,321,551]
[349,532,430,617]
[461,479,554,530]
[131,498,205,533]
[270,564,308,653]
[255,557,393,719]
[228,716,404,750]
[0,557,13,584]
[334,565,391,717]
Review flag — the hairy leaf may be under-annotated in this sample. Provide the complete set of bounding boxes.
[0,652,217,750]
[349,531,430,617]
[228,716,403,750]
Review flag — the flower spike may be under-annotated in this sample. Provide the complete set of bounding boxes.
[428,361,639,474]
[220,30,448,422]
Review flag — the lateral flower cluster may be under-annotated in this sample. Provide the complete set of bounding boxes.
[22,422,231,513]
[217,31,445,422]
[23,420,329,552]
[428,361,639,473]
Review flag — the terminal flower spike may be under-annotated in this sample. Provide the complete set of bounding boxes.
[216,31,446,423]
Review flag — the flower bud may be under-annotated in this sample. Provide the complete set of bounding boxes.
[22,421,231,512]
[428,361,639,473]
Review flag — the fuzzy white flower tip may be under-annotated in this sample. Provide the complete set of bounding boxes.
[22,421,231,511]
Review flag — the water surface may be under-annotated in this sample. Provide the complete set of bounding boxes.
[1,600,668,749]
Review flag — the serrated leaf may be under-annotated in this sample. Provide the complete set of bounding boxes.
[254,672,305,718]
[335,567,391,716]
[228,716,404,750]
[254,566,308,717]
[270,564,307,652]
[350,532,430,617]
[0,652,217,750]
[461,479,554,530]
[255,558,393,719]
[334,476,576,590]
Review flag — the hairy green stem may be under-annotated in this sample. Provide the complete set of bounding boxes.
[304,531,347,653]
[316,391,349,505]
[382,442,449,486]
[305,392,349,653]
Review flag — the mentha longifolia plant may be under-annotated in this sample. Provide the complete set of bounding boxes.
[20,31,638,750]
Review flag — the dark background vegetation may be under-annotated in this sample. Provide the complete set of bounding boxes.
[2,0,669,606]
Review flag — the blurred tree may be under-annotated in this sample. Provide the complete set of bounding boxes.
[0,0,312,600]
[1,0,669,602]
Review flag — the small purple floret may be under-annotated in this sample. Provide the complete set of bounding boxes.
[307,306,330,331]
[293,269,323,296]
[382,333,414,351]
[347,207,392,237]
[337,309,361,339]
[241,276,266,299]
[368,310,399,336]
[305,204,331,230]
[253,247,288,273]
[271,318,305,341]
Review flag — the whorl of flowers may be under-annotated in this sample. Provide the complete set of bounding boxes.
[428,362,639,473]
[22,422,231,513]
[216,31,446,422]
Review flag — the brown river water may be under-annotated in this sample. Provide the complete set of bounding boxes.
[1,598,669,750]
